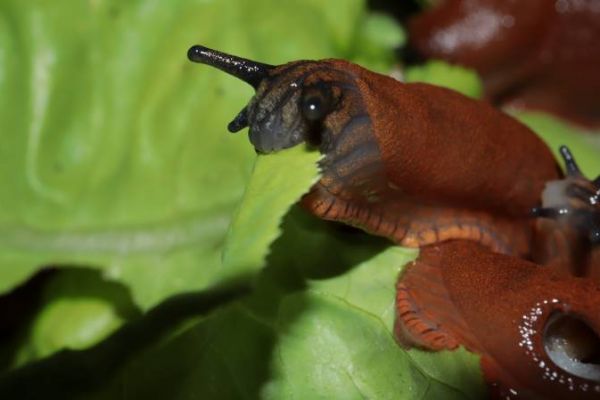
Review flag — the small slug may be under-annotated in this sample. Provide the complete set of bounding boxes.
[406,0,600,128]
[396,240,600,399]
[188,45,560,255]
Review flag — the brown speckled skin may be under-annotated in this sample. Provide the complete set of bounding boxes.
[407,0,600,128]
[397,241,600,399]
[356,68,556,215]
[301,60,560,255]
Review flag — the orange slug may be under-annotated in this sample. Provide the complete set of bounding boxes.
[187,45,598,399]
[406,0,600,128]
[187,44,560,256]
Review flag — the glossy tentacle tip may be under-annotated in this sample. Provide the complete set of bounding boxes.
[187,45,206,63]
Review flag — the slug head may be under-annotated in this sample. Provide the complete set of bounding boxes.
[188,45,348,153]
[533,146,600,246]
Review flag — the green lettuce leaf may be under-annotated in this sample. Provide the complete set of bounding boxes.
[0,0,389,311]
[222,146,322,277]
[515,111,600,175]
[405,60,483,98]
[13,145,321,367]
[12,269,140,368]
[5,211,481,399]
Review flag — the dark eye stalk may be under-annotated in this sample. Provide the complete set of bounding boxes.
[227,107,249,133]
[187,45,273,89]
[559,145,583,177]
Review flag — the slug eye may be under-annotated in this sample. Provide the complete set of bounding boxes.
[300,86,333,122]
[544,312,600,382]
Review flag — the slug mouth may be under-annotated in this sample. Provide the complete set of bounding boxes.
[544,312,600,382]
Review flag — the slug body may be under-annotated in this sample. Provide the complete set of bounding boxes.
[187,46,596,398]
[300,60,559,254]
[397,151,600,398]
[406,0,600,127]
[188,45,559,255]
[397,240,600,399]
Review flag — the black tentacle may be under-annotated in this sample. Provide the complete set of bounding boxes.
[559,145,581,176]
[187,45,273,89]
